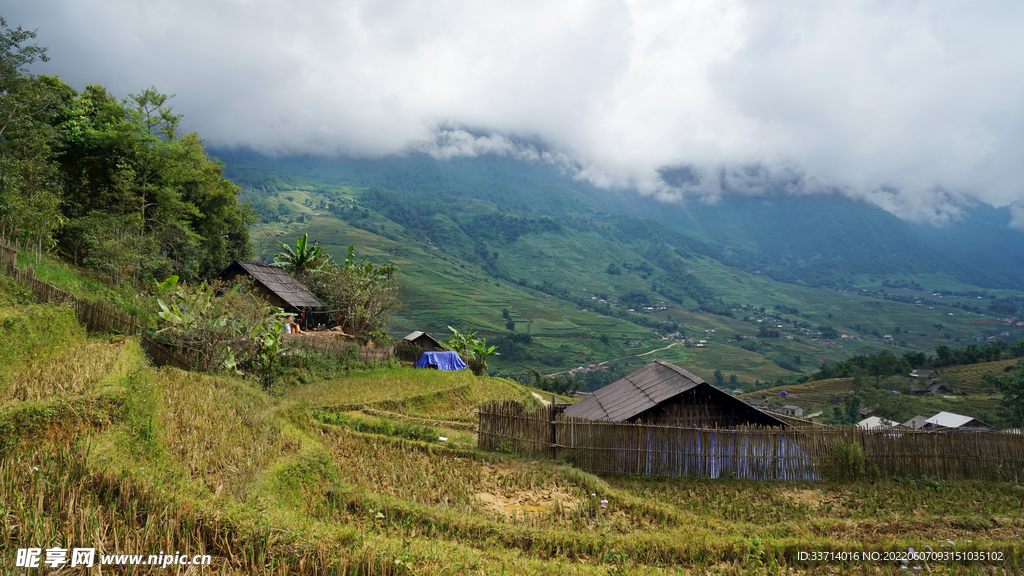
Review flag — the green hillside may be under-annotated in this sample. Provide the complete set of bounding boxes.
[214,151,1024,385]
[742,359,1019,427]
[4,278,1023,575]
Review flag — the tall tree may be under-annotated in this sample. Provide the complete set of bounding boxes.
[0,17,63,253]
[983,361,1024,428]
[50,80,253,282]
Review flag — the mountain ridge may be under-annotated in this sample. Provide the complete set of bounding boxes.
[214,148,1021,289]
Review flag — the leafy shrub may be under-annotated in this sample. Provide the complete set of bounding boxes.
[822,441,866,481]
[153,277,287,388]
[444,326,498,376]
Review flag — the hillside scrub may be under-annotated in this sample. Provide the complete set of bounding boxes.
[153,277,288,386]
[307,246,401,344]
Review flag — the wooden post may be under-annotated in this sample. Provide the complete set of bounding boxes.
[550,399,557,461]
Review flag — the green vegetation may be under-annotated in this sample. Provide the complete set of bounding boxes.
[153,277,287,387]
[4,278,1023,574]
[1,20,253,284]
[272,232,333,277]
[205,149,1024,384]
[442,325,499,376]
[309,245,401,343]
[983,360,1024,427]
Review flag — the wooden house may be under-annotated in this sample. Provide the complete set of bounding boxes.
[780,404,804,418]
[924,382,957,395]
[903,415,929,430]
[217,260,325,319]
[562,359,788,428]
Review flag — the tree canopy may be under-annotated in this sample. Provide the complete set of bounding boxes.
[0,18,254,283]
[305,246,401,344]
[0,17,61,250]
[983,361,1024,428]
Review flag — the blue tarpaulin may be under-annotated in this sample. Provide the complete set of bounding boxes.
[414,351,468,371]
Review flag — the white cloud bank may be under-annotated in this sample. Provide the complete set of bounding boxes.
[6,0,1024,224]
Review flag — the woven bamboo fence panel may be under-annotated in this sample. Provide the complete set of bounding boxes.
[478,400,555,459]
[5,261,140,335]
[139,336,195,371]
[478,401,1024,482]
[0,244,15,275]
[0,241,194,371]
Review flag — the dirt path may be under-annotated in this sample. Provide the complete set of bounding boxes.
[546,339,683,376]
[630,340,681,359]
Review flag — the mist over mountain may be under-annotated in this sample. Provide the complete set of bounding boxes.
[10,1,1024,231]
[909,204,1024,281]
[214,148,1022,290]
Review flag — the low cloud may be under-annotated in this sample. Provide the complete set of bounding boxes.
[1010,200,1024,231]
[6,0,1023,224]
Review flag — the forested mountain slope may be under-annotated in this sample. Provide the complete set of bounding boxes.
[216,149,1021,289]
[214,148,1024,381]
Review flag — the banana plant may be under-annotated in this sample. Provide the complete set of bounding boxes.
[274,233,333,277]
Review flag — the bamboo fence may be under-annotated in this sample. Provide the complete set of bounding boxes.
[1,241,193,370]
[284,333,394,363]
[478,400,1024,482]
[1,243,15,275]
[478,400,556,459]
[139,336,198,371]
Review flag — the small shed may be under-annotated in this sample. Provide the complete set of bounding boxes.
[402,331,443,352]
[218,260,325,317]
[562,359,788,428]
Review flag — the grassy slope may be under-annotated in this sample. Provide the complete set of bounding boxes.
[244,179,1024,385]
[4,279,1024,575]
[742,359,1019,424]
[270,198,1015,381]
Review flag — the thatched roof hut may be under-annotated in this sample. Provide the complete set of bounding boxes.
[217,260,325,313]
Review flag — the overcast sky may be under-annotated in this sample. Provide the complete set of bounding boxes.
[7,1,1024,226]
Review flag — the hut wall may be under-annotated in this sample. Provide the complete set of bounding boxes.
[636,388,770,428]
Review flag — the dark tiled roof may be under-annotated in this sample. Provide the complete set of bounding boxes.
[223,261,326,309]
[564,359,788,427]
[563,360,702,421]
